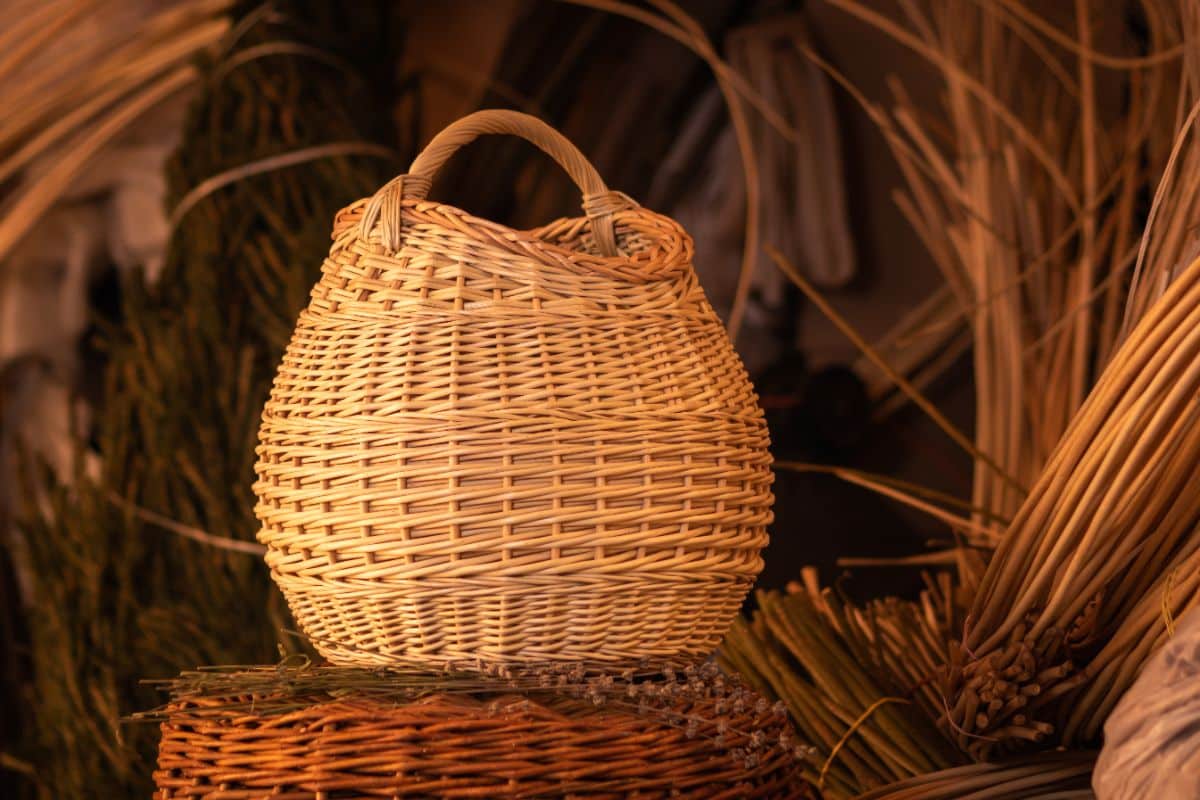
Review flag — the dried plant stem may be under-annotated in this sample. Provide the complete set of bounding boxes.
[768,245,1027,503]
[557,0,772,342]
[0,66,197,264]
[822,0,1080,211]
[1071,0,1097,412]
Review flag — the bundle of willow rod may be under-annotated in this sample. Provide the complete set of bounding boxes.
[950,252,1200,754]
[722,0,1196,790]
[719,569,965,798]
[810,0,1182,548]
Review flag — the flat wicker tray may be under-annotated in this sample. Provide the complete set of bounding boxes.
[153,674,807,799]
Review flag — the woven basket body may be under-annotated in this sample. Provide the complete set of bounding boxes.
[155,692,806,799]
[254,111,773,665]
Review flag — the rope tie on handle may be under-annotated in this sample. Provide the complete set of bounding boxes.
[583,190,637,256]
[358,173,432,252]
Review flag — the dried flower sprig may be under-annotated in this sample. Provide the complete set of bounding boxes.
[133,658,805,773]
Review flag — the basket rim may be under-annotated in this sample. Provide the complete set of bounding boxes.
[332,196,694,284]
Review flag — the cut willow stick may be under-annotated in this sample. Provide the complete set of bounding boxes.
[1070,0,1097,414]
[1058,534,1200,743]
[822,0,1080,212]
[776,461,1011,527]
[852,750,1096,800]
[107,492,266,556]
[166,140,398,230]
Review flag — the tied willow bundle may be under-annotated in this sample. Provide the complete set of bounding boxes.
[813,0,1181,545]
[953,252,1200,750]
[720,571,964,797]
[12,4,400,796]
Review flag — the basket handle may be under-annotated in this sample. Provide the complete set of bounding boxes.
[359,110,629,256]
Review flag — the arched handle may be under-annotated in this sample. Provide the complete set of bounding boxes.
[359,109,630,256]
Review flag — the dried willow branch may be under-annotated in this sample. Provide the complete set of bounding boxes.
[0,0,234,264]
[801,0,1178,547]
[733,0,1195,778]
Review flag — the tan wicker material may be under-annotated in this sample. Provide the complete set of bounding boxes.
[253,110,773,666]
[154,690,807,799]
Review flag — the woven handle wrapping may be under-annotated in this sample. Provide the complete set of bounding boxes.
[360,109,629,256]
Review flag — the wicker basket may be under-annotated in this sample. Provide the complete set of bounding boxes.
[154,689,806,799]
[253,109,773,666]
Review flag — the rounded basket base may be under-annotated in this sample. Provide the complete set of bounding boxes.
[276,574,753,665]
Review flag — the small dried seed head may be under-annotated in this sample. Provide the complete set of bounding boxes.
[794,745,818,762]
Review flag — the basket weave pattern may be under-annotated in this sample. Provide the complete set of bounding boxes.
[253,111,773,665]
[155,692,804,799]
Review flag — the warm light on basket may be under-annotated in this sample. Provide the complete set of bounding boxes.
[253,110,774,666]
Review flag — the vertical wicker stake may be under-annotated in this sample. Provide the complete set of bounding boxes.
[253,110,774,666]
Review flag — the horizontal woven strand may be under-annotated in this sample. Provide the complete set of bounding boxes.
[267,572,754,595]
[266,318,755,418]
[264,546,766,583]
